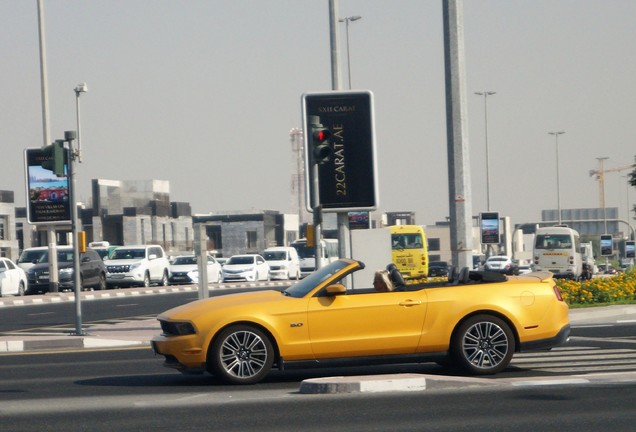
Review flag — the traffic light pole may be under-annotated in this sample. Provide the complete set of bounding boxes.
[65,130,85,336]
[309,115,325,270]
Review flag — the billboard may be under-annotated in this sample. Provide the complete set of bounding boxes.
[479,212,500,244]
[302,91,378,212]
[24,148,71,224]
[600,234,613,256]
[626,241,635,259]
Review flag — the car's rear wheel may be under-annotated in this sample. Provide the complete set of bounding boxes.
[208,325,274,385]
[451,314,514,375]
[161,270,169,286]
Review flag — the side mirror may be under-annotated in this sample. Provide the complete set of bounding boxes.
[325,283,346,296]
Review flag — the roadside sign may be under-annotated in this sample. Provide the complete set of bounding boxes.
[24,148,71,224]
[479,212,500,244]
[302,91,378,212]
[600,234,613,256]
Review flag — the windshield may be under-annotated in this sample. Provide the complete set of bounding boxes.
[391,233,424,250]
[535,234,572,250]
[18,249,47,264]
[111,248,146,260]
[173,256,197,265]
[227,256,255,265]
[284,260,353,298]
[263,251,286,261]
[19,249,74,264]
[291,243,314,259]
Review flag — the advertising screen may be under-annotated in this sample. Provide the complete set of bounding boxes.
[24,148,71,224]
[480,212,500,244]
[600,234,613,256]
[626,241,635,259]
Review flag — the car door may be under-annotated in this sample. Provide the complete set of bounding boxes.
[256,255,268,280]
[206,256,221,282]
[307,287,428,358]
[0,259,17,295]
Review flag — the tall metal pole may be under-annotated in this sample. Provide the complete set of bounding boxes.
[549,131,565,224]
[339,16,362,90]
[443,0,473,269]
[74,83,88,162]
[65,131,85,336]
[474,91,495,211]
[37,0,59,292]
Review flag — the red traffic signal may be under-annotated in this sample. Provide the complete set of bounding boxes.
[312,126,332,164]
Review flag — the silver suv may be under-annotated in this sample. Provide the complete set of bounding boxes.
[105,245,170,288]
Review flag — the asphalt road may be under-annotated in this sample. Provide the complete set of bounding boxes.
[1,347,636,431]
[2,288,636,430]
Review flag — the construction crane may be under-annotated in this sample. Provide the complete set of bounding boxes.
[589,159,636,208]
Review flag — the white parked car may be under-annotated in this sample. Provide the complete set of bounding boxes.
[0,257,28,297]
[263,246,300,280]
[105,245,170,288]
[222,254,270,282]
[484,255,515,274]
[169,254,222,285]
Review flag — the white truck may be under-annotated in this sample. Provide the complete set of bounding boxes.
[533,226,583,280]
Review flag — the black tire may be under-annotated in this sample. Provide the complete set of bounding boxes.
[161,270,169,286]
[17,281,25,296]
[208,325,274,385]
[96,273,107,290]
[142,272,150,288]
[451,314,515,375]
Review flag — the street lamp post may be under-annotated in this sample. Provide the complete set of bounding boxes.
[474,91,496,211]
[549,131,565,224]
[339,15,362,89]
[74,83,87,162]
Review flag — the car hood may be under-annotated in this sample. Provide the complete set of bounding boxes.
[170,264,198,272]
[28,262,73,272]
[222,263,256,271]
[104,259,142,266]
[158,290,286,322]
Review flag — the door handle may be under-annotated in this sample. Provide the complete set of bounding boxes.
[399,300,422,307]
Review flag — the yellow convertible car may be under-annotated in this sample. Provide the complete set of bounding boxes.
[151,259,570,384]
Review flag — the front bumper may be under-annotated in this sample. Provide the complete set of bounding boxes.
[151,334,207,374]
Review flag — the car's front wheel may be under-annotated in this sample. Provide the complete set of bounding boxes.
[96,273,106,290]
[208,325,274,385]
[142,272,150,288]
[450,314,515,375]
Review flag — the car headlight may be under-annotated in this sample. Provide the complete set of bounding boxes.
[129,263,140,271]
[160,320,196,336]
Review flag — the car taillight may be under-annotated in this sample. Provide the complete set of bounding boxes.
[553,285,564,302]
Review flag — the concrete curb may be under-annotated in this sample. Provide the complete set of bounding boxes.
[299,373,505,394]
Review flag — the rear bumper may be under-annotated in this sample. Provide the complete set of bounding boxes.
[519,324,571,352]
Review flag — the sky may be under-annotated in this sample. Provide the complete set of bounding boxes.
[1,0,635,231]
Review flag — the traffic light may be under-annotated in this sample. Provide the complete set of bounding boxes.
[311,124,332,165]
[41,141,66,177]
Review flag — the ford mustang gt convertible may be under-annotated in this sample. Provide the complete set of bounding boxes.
[152,259,570,384]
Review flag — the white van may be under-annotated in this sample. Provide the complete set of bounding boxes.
[533,226,583,280]
[262,247,300,280]
[290,238,339,278]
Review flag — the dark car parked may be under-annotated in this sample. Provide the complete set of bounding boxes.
[26,247,107,294]
[428,261,449,277]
